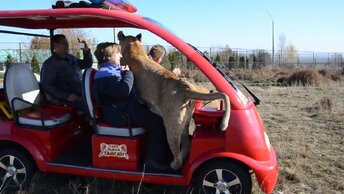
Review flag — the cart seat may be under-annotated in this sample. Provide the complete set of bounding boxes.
[82,68,145,137]
[96,122,144,136]
[4,63,71,127]
[18,109,70,127]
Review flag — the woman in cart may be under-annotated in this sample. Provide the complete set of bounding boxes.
[92,42,173,173]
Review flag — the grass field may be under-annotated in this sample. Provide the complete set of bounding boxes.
[8,81,341,194]
[252,82,344,193]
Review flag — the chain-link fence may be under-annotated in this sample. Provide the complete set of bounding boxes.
[197,47,343,70]
[1,42,343,72]
[143,45,343,71]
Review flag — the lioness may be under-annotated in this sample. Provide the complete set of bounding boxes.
[118,31,230,170]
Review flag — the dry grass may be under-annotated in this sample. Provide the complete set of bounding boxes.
[181,68,344,86]
[21,173,188,194]
[181,70,208,82]
[252,82,344,193]
[231,68,279,82]
[286,70,325,86]
[319,69,344,82]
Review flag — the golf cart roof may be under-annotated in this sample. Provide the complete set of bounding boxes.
[0,8,142,29]
[0,7,247,110]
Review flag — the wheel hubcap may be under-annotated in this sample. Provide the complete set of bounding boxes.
[215,180,229,192]
[202,169,242,194]
[0,155,26,189]
[7,166,17,176]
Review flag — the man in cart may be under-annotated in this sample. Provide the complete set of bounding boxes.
[41,34,93,109]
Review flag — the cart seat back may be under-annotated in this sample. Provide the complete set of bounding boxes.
[4,63,70,127]
[82,68,145,137]
[5,63,40,111]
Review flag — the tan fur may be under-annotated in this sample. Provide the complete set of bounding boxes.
[118,31,230,170]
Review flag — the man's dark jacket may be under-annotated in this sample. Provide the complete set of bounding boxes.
[41,50,93,101]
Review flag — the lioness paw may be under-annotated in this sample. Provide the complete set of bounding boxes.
[170,160,182,170]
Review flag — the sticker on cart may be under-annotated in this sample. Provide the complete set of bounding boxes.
[99,143,129,159]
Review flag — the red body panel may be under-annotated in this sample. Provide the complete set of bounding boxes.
[0,8,278,193]
[184,104,278,193]
[0,104,88,170]
[92,134,145,171]
[0,122,47,170]
[44,163,186,185]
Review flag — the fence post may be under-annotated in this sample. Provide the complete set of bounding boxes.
[209,47,212,60]
[19,42,22,63]
[245,50,247,69]
[236,49,239,68]
[334,53,337,69]
[327,52,330,69]
[312,52,315,69]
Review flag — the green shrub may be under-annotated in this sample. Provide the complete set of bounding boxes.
[5,54,17,68]
[31,55,40,74]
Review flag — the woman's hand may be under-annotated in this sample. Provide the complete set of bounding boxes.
[121,65,130,71]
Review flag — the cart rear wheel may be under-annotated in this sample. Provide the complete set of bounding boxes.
[0,148,36,192]
[194,160,252,194]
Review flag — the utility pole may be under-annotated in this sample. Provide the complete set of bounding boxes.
[266,11,275,67]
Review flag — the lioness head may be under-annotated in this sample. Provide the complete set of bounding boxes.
[117,31,142,53]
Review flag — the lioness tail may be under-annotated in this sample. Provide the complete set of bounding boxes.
[184,89,230,131]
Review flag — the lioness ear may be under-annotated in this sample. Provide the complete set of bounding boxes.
[118,31,125,41]
[136,33,142,42]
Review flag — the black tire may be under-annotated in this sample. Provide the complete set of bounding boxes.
[0,148,36,192]
[194,160,252,194]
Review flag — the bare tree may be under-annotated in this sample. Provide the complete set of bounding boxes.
[56,29,93,57]
[29,29,92,53]
[278,33,286,52]
[30,37,50,49]
[278,33,286,65]
[27,28,93,64]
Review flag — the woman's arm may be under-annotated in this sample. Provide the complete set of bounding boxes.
[103,71,134,99]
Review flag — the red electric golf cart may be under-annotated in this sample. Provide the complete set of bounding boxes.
[0,1,278,193]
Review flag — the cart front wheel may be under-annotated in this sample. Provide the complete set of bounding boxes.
[0,148,35,192]
[195,160,252,194]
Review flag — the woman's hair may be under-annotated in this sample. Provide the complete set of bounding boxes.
[94,42,121,64]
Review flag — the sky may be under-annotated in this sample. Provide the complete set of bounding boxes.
[0,0,343,53]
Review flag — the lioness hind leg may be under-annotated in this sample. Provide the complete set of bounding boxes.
[180,125,190,162]
[167,132,182,170]
[180,105,194,163]
[169,124,191,171]
[170,144,183,170]
[163,112,185,170]
[165,105,193,170]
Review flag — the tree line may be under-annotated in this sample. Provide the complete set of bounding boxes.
[3,29,341,73]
